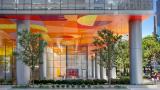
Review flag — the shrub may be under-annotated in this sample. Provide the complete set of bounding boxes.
[61,84,65,88]
[81,84,85,88]
[0,79,4,84]
[66,84,70,88]
[111,77,130,84]
[56,84,60,88]
[87,84,91,88]
[0,79,12,85]
[32,79,107,85]
[71,84,75,88]
[52,85,55,88]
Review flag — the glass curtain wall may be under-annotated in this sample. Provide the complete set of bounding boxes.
[157,0,160,40]
[0,39,15,82]
[0,0,153,10]
[46,45,89,80]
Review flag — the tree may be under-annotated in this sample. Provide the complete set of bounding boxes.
[15,30,47,84]
[143,35,160,67]
[114,40,129,76]
[93,29,121,86]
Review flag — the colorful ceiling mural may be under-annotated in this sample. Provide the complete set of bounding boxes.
[0,15,130,43]
[0,15,149,54]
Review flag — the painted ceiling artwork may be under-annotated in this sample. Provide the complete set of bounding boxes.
[0,15,148,55]
[0,15,129,44]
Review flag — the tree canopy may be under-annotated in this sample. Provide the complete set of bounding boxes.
[142,35,160,66]
[93,29,122,86]
[16,30,47,70]
[114,39,129,76]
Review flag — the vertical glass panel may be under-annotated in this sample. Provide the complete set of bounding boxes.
[17,0,24,9]
[90,0,105,9]
[18,0,31,10]
[110,0,119,9]
[54,61,60,68]
[60,68,66,79]
[136,0,142,10]
[129,0,136,10]
[90,0,94,9]
[32,0,46,10]
[61,0,68,9]
[68,0,76,9]
[0,0,2,9]
[76,0,87,9]
[118,0,127,10]
[0,39,14,80]
[2,0,16,9]
[105,0,112,9]
[144,0,153,10]
[81,55,86,69]
[0,56,4,79]
[47,0,60,9]
[61,61,66,68]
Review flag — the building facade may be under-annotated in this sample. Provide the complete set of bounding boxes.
[157,0,160,38]
[0,0,153,85]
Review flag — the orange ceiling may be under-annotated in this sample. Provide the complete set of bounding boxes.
[0,15,149,47]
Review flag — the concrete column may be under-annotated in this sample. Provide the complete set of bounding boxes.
[91,56,94,78]
[86,46,88,79]
[103,67,107,79]
[111,67,116,79]
[95,53,98,79]
[129,19,143,85]
[100,59,103,79]
[39,48,47,80]
[66,46,68,79]
[16,20,30,85]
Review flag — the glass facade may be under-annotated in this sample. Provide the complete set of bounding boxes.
[0,40,93,80]
[0,39,15,81]
[0,0,154,83]
[47,45,90,80]
[157,0,160,39]
[0,0,153,10]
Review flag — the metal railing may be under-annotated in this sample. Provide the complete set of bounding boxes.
[0,0,153,10]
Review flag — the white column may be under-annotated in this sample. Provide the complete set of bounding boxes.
[40,48,47,80]
[103,67,107,79]
[129,19,143,85]
[111,67,116,79]
[97,62,100,79]
[86,46,88,79]
[95,53,98,79]
[66,46,68,79]
[91,56,94,78]
[100,60,103,79]
[16,20,30,85]
[43,49,47,78]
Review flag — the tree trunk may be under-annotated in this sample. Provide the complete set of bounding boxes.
[108,69,112,87]
[31,69,34,85]
[106,67,111,87]
[29,69,32,85]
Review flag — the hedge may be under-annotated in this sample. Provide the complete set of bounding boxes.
[33,78,130,85]
[111,77,130,84]
[33,79,107,85]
